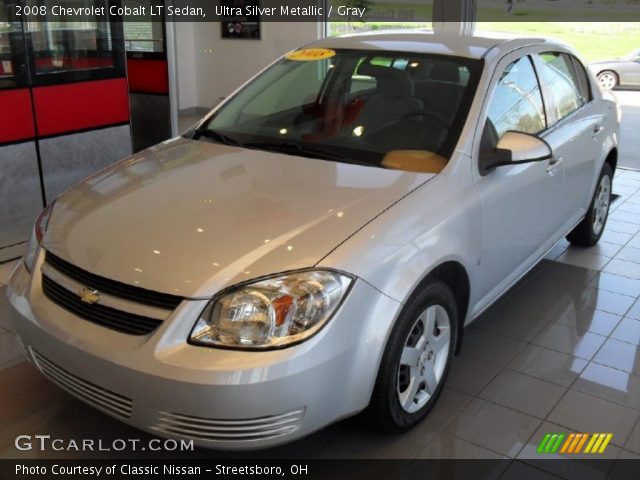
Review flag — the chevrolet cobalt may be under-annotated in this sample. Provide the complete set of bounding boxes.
[7,32,619,449]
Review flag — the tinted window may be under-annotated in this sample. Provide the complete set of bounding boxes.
[538,52,585,124]
[487,56,546,138]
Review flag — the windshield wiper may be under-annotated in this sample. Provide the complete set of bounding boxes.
[242,141,348,162]
[190,128,242,147]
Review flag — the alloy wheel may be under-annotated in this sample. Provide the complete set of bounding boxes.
[396,304,451,413]
[592,174,611,236]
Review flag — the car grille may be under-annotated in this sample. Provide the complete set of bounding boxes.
[42,275,163,335]
[42,251,183,336]
[45,252,183,310]
[32,350,133,419]
[152,409,305,443]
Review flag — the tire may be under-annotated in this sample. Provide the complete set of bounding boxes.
[365,280,457,432]
[597,71,618,90]
[567,162,613,247]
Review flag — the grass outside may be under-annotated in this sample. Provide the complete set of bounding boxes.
[329,2,640,62]
[331,20,640,62]
[476,22,640,61]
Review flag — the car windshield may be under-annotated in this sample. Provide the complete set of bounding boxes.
[190,49,483,172]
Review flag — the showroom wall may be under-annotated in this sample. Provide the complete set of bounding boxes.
[175,22,323,112]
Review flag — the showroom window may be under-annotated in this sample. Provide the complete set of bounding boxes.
[123,1,164,53]
[537,52,585,125]
[0,1,28,89]
[25,18,116,75]
[16,0,125,84]
[486,55,546,138]
[326,0,432,36]
[124,22,164,53]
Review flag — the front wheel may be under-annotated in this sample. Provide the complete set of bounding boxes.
[567,162,613,247]
[365,280,457,432]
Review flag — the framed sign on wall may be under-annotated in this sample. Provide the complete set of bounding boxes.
[220,0,261,39]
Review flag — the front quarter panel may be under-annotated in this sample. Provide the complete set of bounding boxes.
[317,155,481,323]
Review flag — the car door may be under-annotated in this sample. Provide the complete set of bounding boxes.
[475,53,564,305]
[534,52,602,227]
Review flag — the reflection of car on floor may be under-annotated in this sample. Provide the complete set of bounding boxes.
[590,49,640,90]
[7,31,620,450]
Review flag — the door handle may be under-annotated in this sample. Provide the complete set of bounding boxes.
[546,156,563,174]
[593,125,604,134]
[548,156,563,166]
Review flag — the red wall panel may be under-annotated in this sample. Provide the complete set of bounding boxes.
[33,78,130,137]
[0,89,35,143]
[126,58,169,95]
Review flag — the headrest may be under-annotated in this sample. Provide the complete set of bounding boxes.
[431,63,460,83]
[358,64,415,96]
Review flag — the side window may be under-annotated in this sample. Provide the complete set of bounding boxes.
[487,55,546,138]
[537,52,585,124]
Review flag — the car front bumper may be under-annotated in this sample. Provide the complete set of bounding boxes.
[6,255,402,450]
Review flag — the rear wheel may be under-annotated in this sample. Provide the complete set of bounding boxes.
[597,71,618,90]
[366,280,457,432]
[567,163,612,247]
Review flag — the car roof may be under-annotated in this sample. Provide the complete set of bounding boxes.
[309,30,557,60]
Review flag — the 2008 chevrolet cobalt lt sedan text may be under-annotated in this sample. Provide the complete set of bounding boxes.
[7,32,619,449]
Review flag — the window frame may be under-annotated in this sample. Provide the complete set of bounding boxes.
[570,55,593,104]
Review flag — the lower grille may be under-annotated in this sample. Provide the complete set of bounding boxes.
[152,409,305,443]
[42,275,162,335]
[32,350,132,419]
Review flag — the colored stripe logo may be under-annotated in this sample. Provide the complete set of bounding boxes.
[537,433,613,454]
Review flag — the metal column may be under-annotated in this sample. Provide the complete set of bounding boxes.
[433,0,477,35]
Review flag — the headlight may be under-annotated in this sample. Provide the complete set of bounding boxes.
[189,270,353,350]
[23,201,55,273]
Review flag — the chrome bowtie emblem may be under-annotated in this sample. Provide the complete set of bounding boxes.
[79,287,101,305]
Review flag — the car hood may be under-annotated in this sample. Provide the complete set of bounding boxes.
[43,137,433,298]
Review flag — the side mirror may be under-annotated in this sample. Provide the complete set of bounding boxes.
[480,129,552,175]
[497,131,553,162]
